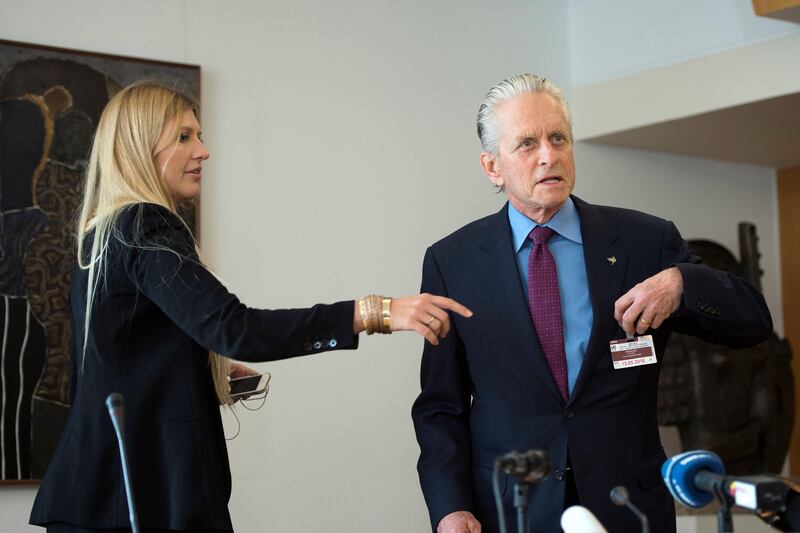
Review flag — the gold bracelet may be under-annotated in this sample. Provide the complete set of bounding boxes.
[359,294,391,335]
[363,294,376,335]
[367,294,376,334]
[358,297,370,333]
[370,294,383,334]
[381,297,392,333]
[368,295,378,334]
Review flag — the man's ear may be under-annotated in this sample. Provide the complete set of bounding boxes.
[480,152,503,188]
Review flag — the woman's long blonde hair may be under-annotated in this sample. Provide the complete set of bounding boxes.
[77,82,231,405]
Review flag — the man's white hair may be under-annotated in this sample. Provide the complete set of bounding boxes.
[476,74,572,155]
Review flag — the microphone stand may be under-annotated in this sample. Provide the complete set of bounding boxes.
[610,486,649,533]
[106,393,140,533]
[493,450,549,533]
[713,483,735,533]
[513,482,532,533]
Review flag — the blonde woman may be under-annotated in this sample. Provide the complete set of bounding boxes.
[29,82,471,533]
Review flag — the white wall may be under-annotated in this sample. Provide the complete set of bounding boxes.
[568,0,800,86]
[0,1,568,531]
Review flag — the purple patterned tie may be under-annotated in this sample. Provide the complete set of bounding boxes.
[527,226,569,402]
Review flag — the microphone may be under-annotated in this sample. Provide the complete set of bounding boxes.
[560,505,608,533]
[495,449,549,482]
[662,450,800,532]
[492,450,549,533]
[610,485,650,533]
[106,393,140,533]
[661,450,726,508]
[765,486,800,532]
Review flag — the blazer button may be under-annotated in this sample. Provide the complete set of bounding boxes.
[303,342,313,351]
[313,341,322,350]
[555,469,565,481]
[328,339,338,348]
[564,408,574,420]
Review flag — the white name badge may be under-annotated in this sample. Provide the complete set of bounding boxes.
[609,335,657,369]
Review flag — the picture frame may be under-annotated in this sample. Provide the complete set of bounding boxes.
[0,39,200,483]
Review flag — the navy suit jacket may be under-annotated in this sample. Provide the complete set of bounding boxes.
[31,203,358,531]
[412,196,772,533]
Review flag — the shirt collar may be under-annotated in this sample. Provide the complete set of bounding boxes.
[508,196,583,253]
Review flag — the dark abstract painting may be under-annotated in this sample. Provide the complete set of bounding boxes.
[0,39,199,482]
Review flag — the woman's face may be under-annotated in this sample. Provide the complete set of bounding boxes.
[153,109,209,204]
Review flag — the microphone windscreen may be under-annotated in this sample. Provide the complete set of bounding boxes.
[661,450,725,508]
[560,505,608,533]
[609,485,629,506]
[106,392,125,418]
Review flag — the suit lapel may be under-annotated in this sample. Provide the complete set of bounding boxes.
[569,197,628,403]
[477,204,565,403]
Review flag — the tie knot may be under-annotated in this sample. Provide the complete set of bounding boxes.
[529,226,555,245]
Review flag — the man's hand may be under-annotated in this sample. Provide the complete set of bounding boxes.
[437,511,481,533]
[614,266,684,336]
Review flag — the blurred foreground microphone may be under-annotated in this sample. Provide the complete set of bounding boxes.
[495,449,549,482]
[662,450,800,531]
[560,505,608,533]
[106,393,140,533]
[492,450,549,533]
[610,485,649,533]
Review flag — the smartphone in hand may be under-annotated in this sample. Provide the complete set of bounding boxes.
[229,372,271,400]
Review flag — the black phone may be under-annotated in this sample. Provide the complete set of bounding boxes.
[229,372,271,399]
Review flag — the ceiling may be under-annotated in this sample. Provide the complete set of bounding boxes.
[584,92,800,168]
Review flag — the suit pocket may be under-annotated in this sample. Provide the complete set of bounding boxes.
[636,448,667,490]
[472,463,508,498]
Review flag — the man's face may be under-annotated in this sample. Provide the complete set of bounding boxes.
[481,92,575,223]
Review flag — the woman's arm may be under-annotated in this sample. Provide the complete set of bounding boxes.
[353,294,472,345]
[124,204,471,362]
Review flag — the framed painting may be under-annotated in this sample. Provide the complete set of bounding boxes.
[0,39,200,482]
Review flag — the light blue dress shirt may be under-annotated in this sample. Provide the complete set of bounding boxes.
[508,197,593,395]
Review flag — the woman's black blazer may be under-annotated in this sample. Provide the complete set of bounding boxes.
[30,203,358,531]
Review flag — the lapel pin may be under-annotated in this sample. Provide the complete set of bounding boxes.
[607,256,617,265]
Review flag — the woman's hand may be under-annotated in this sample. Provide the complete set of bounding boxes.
[388,293,472,344]
[227,361,262,404]
[229,361,259,379]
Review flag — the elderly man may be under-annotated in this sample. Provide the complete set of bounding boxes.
[411,74,772,533]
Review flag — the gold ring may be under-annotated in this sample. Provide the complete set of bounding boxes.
[427,316,436,325]
[639,317,651,325]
